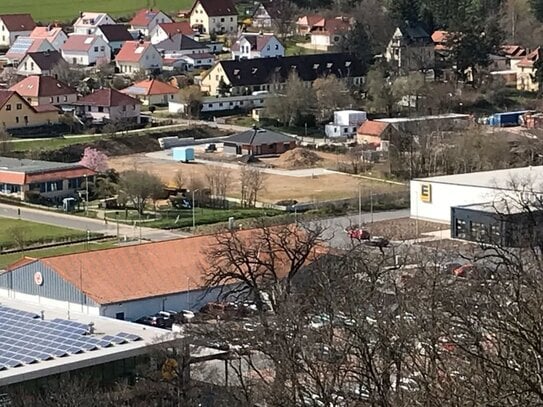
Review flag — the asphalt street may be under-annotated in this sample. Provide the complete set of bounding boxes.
[0,203,186,242]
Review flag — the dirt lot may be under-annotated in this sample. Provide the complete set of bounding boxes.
[109,154,407,203]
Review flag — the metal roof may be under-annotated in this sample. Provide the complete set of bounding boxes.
[0,157,83,174]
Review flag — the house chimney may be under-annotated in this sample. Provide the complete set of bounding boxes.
[79,11,83,18]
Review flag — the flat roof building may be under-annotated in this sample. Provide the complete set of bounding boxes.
[0,157,94,203]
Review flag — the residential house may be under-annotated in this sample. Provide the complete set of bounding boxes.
[251,2,279,28]
[0,157,94,201]
[501,44,527,70]
[30,26,68,51]
[356,120,395,150]
[0,14,36,48]
[324,110,366,138]
[116,40,163,76]
[60,35,111,66]
[0,90,59,129]
[5,37,55,65]
[16,51,67,76]
[431,30,450,53]
[10,75,77,107]
[200,52,366,96]
[121,78,180,105]
[309,17,350,51]
[170,93,267,114]
[231,33,284,59]
[385,25,435,72]
[130,9,173,37]
[74,88,141,124]
[296,15,324,35]
[516,48,541,92]
[150,21,194,44]
[155,33,210,58]
[73,12,116,35]
[189,0,238,34]
[95,24,133,55]
[223,127,297,155]
[179,52,214,69]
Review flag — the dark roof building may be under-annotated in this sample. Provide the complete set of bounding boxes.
[96,24,133,42]
[223,127,297,156]
[155,33,208,52]
[23,50,64,71]
[191,0,237,16]
[0,14,36,32]
[203,52,366,95]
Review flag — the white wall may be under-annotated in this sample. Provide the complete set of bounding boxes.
[410,180,506,223]
[100,286,224,321]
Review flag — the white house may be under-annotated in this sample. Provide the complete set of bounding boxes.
[95,24,133,55]
[75,88,141,124]
[130,9,173,37]
[0,14,36,48]
[189,0,238,34]
[324,110,367,138]
[73,12,116,35]
[181,53,214,69]
[116,40,163,76]
[60,35,111,66]
[231,33,284,59]
[150,21,194,44]
[29,26,67,51]
[16,51,67,76]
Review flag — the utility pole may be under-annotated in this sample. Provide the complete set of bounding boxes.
[84,174,89,216]
[192,189,200,230]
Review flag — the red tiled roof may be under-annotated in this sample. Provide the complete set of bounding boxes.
[0,171,26,185]
[191,0,237,17]
[310,17,350,35]
[157,21,193,36]
[61,35,100,52]
[432,30,450,51]
[357,120,390,137]
[116,40,154,62]
[30,26,65,42]
[517,47,540,68]
[501,44,527,58]
[25,166,92,183]
[130,9,170,27]
[121,78,179,96]
[32,104,60,113]
[29,227,322,304]
[297,15,324,28]
[0,14,36,32]
[75,88,141,107]
[10,75,76,98]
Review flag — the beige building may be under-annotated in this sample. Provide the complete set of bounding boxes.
[189,0,238,34]
[10,75,77,107]
[516,48,540,92]
[0,90,59,129]
[121,78,181,106]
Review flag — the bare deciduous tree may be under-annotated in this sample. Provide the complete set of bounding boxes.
[239,166,266,207]
[205,167,231,208]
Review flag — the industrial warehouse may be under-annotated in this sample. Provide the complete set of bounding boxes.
[411,165,543,246]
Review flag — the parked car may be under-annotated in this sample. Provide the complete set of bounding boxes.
[135,315,166,328]
[345,225,370,240]
[365,236,389,248]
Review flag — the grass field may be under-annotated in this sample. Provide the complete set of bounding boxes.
[0,0,193,22]
[11,136,99,152]
[108,207,282,228]
[0,217,91,249]
[0,240,116,269]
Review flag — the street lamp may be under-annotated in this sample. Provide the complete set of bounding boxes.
[192,189,200,230]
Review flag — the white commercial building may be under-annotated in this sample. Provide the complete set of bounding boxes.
[325,110,367,138]
[410,166,543,223]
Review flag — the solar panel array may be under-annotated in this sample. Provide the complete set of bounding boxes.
[7,37,33,55]
[0,305,142,371]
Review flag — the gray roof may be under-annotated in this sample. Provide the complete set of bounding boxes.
[0,157,83,174]
[224,128,296,146]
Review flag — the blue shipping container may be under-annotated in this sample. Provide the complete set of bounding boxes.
[489,110,532,127]
[172,147,195,162]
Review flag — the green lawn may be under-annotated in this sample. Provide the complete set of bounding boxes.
[108,207,283,229]
[0,240,116,269]
[0,217,92,250]
[0,0,193,22]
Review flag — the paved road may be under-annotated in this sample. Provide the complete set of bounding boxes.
[0,204,186,242]
[312,209,410,248]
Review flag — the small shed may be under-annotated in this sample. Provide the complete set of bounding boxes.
[172,147,195,162]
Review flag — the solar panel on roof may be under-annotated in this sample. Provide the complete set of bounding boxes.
[116,332,143,342]
[101,335,128,345]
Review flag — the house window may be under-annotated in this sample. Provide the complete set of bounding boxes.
[49,97,54,103]
[15,117,19,123]
[275,44,279,50]
[23,116,28,125]
[221,18,225,22]
[122,105,127,111]
[63,96,68,102]
[5,104,11,111]
[94,46,98,52]
[212,18,215,23]
[56,97,59,103]
[219,102,223,107]
[46,180,63,192]
[230,17,233,22]
[98,107,104,112]
[16,104,22,110]
[100,46,105,51]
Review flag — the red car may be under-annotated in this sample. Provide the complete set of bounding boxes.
[345,225,370,240]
